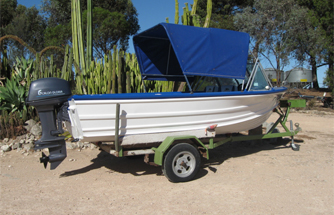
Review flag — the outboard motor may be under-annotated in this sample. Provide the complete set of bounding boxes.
[26,78,72,169]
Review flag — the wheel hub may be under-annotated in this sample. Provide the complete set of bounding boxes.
[172,151,196,178]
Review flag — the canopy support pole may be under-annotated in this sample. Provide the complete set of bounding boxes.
[183,74,193,93]
[166,44,171,75]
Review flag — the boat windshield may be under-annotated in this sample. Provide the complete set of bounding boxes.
[246,59,272,91]
[191,55,271,93]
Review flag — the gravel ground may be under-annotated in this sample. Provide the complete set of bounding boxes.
[0,112,333,214]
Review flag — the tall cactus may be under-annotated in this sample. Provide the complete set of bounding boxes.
[175,0,179,24]
[191,0,198,15]
[107,52,112,93]
[118,50,123,93]
[61,45,69,80]
[71,0,79,75]
[112,45,117,94]
[203,0,212,28]
[71,0,91,94]
[86,0,93,69]
[76,0,86,75]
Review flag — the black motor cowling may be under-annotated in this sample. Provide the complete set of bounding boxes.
[26,78,72,169]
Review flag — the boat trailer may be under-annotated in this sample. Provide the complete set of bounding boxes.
[26,78,306,182]
[95,99,305,182]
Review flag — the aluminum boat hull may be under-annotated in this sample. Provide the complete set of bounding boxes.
[67,89,285,143]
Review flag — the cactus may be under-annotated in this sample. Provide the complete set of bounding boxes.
[86,0,93,69]
[107,52,112,93]
[34,53,40,80]
[118,50,123,94]
[22,109,27,123]
[76,0,86,75]
[175,0,179,24]
[71,0,89,94]
[191,0,198,15]
[203,0,212,28]
[182,7,188,25]
[61,45,69,80]
[112,46,117,94]
[0,49,11,78]
[126,71,131,93]
[71,0,79,75]
[49,55,54,77]
[191,0,201,27]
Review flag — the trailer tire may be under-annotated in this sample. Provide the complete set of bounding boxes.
[162,143,201,182]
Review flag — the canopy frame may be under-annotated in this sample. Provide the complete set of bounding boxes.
[133,23,250,91]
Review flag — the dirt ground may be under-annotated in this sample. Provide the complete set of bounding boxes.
[1,112,333,214]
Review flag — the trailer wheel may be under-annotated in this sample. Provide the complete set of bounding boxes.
[162,143,201,182]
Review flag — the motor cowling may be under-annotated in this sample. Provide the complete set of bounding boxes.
[26,78,72,169]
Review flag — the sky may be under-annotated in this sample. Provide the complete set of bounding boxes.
[17,0,327,86]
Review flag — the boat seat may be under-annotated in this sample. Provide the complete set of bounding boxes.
[220,85,236,92]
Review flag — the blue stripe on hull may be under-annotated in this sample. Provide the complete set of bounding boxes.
[70,87,287,101]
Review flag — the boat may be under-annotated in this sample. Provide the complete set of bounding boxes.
[26,23,287,170]
[67,23,286,143]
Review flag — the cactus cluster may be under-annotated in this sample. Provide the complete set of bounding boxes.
[174,0,212,28]
[79,46,146,95]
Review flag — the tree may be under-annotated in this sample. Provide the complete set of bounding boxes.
[3,5,47,65]
[5,5,47,52]
[42,0,139,54]
[234,0,316,84]
[41,0,73,27]
[285,5,326,89]
[0,0,17,36]
[297,0,333,89]
[81,7,138,58]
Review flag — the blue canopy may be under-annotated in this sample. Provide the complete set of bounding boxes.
[133,23,250,82]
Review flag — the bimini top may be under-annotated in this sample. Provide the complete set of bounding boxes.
[133,23,250,81]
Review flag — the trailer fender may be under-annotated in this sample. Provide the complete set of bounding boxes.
[152,135,209,166]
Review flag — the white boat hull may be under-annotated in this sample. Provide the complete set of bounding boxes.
[67,91,282,143]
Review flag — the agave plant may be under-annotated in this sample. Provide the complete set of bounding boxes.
[0,78,27,116]
[13,57,33,77]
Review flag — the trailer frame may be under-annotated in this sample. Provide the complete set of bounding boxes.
[102,99,305,182]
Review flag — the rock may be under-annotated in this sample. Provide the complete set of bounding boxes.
[26,139,34,144]
[19,139,25,144]
[77,142,84,149]
[17,134,26,140]
[23,143,34,152]
[28,134,35,141]
[1,145,11,152]
[83,142,90,148]
[90,143,97,150]
[30,124,42,136]
[66,142,77,149]
[23,119,37,132]
[3,138,9,143]
[12,142,22,150]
